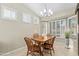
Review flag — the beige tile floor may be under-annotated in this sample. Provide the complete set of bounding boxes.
[3,38,78,56]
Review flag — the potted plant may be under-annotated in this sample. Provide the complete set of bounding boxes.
[64,31,71,49]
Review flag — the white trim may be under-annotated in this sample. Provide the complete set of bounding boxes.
[1,47,25,56]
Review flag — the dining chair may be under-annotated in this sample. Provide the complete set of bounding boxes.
[46,34,52,36]
[24,37,41,56]
[32,33,39,45]
[33,33,39,38]
[42,36,56,55]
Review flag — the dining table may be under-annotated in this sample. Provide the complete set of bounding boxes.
[32,35,54,56]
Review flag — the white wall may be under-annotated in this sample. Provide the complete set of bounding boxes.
[0,3,40,55]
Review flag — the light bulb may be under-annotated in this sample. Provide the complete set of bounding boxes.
[40,11,43,16]
[49,9,53,15]
[43,9,46,13]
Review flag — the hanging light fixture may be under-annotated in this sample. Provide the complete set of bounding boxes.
[40,4,53,17]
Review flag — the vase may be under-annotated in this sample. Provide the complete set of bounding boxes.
[65,38,70,49]
[65,38,73,49]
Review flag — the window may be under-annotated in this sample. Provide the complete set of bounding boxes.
[50,19,66,37]
[51,21,56,35]
[41,22,48,34]
[55,20,61,37]
[10,10,16,19]
[61,19,66,37]
[22,13,31,23]
[1,6,16,20]
[68,18,77,35]
[2,8,10,18]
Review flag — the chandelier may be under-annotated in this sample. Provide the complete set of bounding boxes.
[40,4,53,17]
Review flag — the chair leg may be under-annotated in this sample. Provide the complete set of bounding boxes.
[52,48,55,53]
[27,51,29,56]
[50,50,52,56]
[31,53,35,56]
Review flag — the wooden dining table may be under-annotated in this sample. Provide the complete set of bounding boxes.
[32,35,54,56]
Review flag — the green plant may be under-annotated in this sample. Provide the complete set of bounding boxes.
[64,31,71,39]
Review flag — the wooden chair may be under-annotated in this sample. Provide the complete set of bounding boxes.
[45,34,53,44]
[24,37,41,56]
[46,34,52,36]
[42,36,56,55]
[33,33,39,38]
[32,33,39,45]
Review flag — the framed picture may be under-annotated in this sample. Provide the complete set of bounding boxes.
[23,13,32,23]
[33,16,39,24]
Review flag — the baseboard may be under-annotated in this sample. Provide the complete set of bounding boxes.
[1,47,25,56]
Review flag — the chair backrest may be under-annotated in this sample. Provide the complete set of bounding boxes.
[45,34,53,43]
[39,35,44,39]
[47,34,52,37]
[24,37,33,51]
[45,36,56,46]
[52,36,56,46]
[33,33,39,38]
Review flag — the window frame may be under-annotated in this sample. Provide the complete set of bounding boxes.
[1,6,16,20]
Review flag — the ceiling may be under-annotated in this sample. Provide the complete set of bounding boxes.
[24,3,77,19]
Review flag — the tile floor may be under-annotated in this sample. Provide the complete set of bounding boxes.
[3,38,78,56]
